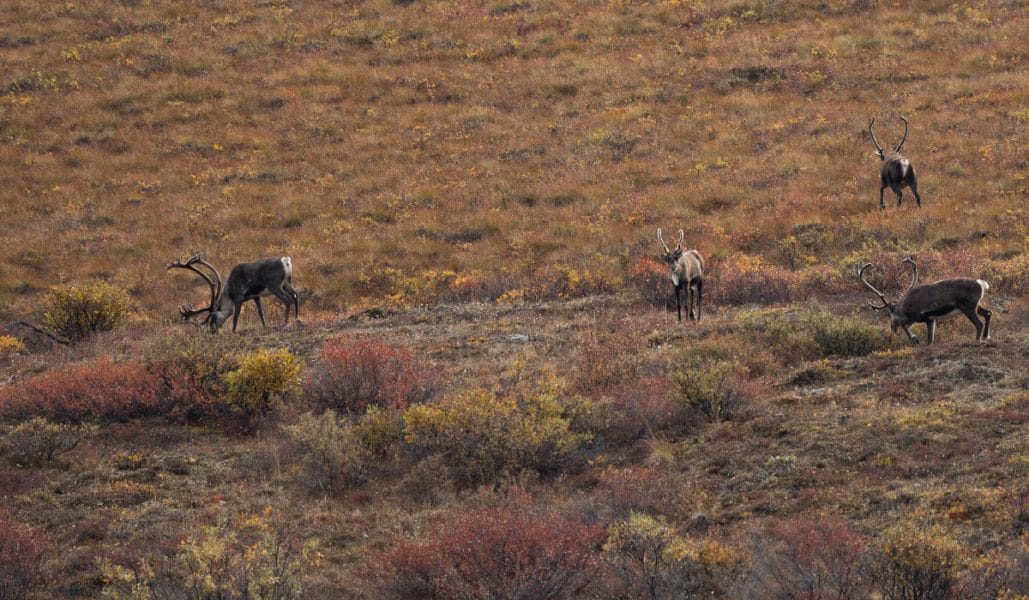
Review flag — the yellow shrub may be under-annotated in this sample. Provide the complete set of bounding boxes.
[42,280,131,342]
[0,335,26,356]
[222,348,302,426]
[403,388,587,487]
[869,522,963,600]
[604,512,739,597]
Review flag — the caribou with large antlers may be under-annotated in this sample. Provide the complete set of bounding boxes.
[858,257,990,345]
[869,116,923,209]
[167,253,299,333]
[657,228,704,322]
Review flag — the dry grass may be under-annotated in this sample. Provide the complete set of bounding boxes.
[0,0,1024,320]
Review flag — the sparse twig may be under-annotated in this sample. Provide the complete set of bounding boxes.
[13,321,70,345]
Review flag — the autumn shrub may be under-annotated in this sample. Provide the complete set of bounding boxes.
[0,335,25,358]
[403,388,587,487]
[672,360,764,422]
[349,405,406,461]
[378,505,604,599]
[143,331,243,423]
[1,417,97,464]
[533,260,621,301]
[41,280,131,343]
[746,514,869,600]
[709,255,802,306]
[282,411,365,495]
[596,466,692,518]
[866,522,963,600]
[0,508,48,600]
[629,257,672,309]
[0,359,164,423]
[98,510,315,600]
[305,337,444,416]
[566,378,682,449]
[219,348,302,431]
[571,324,643,396]
[395,454,454,507]
[604,512,740,599]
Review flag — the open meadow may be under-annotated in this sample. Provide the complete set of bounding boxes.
[0,0,1026,597]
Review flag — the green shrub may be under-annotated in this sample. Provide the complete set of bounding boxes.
[672,361,762,422]
[282,411,365,494]
[2,417,97,464]
[403,389,588,487]
[738,305,890,360]
[221,348,302,430]
[803,309,890,358]
[42,280,130,342]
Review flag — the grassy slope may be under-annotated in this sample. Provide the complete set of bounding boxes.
[1,0,1027,597]
[0,0,1025,317]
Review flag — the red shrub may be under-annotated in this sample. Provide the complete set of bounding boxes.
[0,508,48,600]
[628,257,672,309]
[0,465,42,497]
[379,506,604,599]
[0,359,164,423]
[305,337,445,415]
[709,256,803,306]
[596,465,688,517]
[747,514,869,600]
[608,376,682,434]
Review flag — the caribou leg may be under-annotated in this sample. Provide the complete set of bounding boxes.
[891,184,904,207]
[910,175,922,207]
[284,282,300,320]
[695,280,703,321]
[253,297,267,328]
[268,287,294,326]
[978,306,991,340]
[926,319,936,345]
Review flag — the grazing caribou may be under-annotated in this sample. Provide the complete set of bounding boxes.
[869,116,923,209]
[859,257,991,345]
[657,228,704,322]
[167,253,299,333]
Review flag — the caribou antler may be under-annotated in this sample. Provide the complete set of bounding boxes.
[859,262,891,310]
[868,118,884,154]
[895,116,909,152]
[167,253,224,323]
[675,229,685,251]
[657,228,671,254]
[902,255,918,293]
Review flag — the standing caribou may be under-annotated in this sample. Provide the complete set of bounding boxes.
[657,228,704,322]
[869,116,923,209]
[859,257,991,345]
[167,253,299,333]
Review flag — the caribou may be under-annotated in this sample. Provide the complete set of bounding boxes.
[859,257,991,345]
[869,116,923,209]
[167,253,299,333]
[657,228,704,322]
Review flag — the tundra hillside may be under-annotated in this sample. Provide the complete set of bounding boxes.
[1,0,1027,598]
